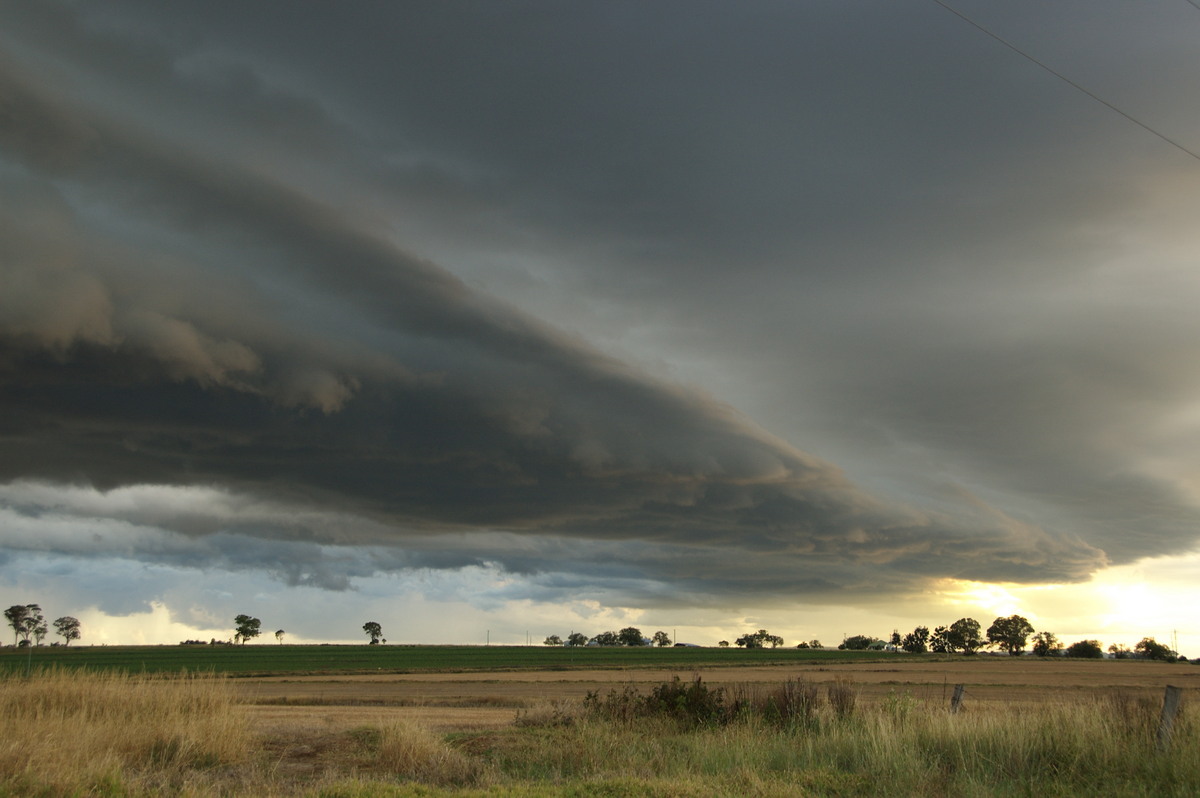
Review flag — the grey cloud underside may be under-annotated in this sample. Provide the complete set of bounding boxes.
[3,1,1198,604]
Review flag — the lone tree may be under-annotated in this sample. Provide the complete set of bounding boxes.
[652,630,672,647]
[275,629,285,644]
[234,614,261,645]
[4,604,45,647]
[566,632,589,647]
[590,630,619,646]
[1031,631,1062,657]
[363,621,383,644]
[543,634,563,646]
[53,616,81,646]
[987,615,1034,655]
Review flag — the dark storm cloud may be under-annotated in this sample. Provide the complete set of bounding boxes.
[3,1,1198,609]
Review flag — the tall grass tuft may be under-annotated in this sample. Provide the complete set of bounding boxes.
[0,667,251,795]
[373,719,489,787]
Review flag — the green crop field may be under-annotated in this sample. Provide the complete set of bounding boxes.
[0,643,908,676]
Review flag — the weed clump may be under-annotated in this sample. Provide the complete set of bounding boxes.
[827,677,858,719]
[584,675,836,730]
[585,675,729,727]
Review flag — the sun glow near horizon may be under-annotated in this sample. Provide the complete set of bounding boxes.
[927,551,1200,655]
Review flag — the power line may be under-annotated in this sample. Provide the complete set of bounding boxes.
[932,0,1200,164]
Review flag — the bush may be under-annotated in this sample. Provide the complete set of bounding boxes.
[645,675,727,725]
[585,675,831,729]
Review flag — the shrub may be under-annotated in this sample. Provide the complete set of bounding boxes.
[646,675,728,725]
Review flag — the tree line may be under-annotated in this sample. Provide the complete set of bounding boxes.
[543,628,674,647]
[544,616,1184,661]
[877,614,1182,661]
[6,603,1185,660]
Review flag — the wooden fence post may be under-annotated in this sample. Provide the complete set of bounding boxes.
[950,684,965,714]
[1157,685,1183,751]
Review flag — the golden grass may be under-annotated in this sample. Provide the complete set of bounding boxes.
[373,720,489,786]
[2,666,1195,796]
[0,668,251,795]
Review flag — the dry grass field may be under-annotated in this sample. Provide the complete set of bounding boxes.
[3,658,1196,796]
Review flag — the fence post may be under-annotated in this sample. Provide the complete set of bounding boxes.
[1157,685,1183,751]
[950,684,965,714]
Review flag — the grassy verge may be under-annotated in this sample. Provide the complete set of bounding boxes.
[1,670,1193,796]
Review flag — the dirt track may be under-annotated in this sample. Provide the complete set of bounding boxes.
[238,658,1200,734]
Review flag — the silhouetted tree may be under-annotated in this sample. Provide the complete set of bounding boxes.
[1064,639,1103,658]
[737,629,784,648]
[839,634,876,651]
[948,618,985,654]
[566,632,589,647]
[275,629,285,644]
[53,616,81,646]
[363,621,383,644]
[929,625,951,653]
[987,615,1034,655]
[652,631,672,647]
[4,604,44,647]
[618,627,646,646]
[901,626,930,653]
[234,614,261,644]
[1135,637,1175,661]
[1031,631,1062,657]
[591,630,619,646]
[543,634,563,646]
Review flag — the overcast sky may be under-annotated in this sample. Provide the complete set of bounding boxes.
[3,1,1199,650]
